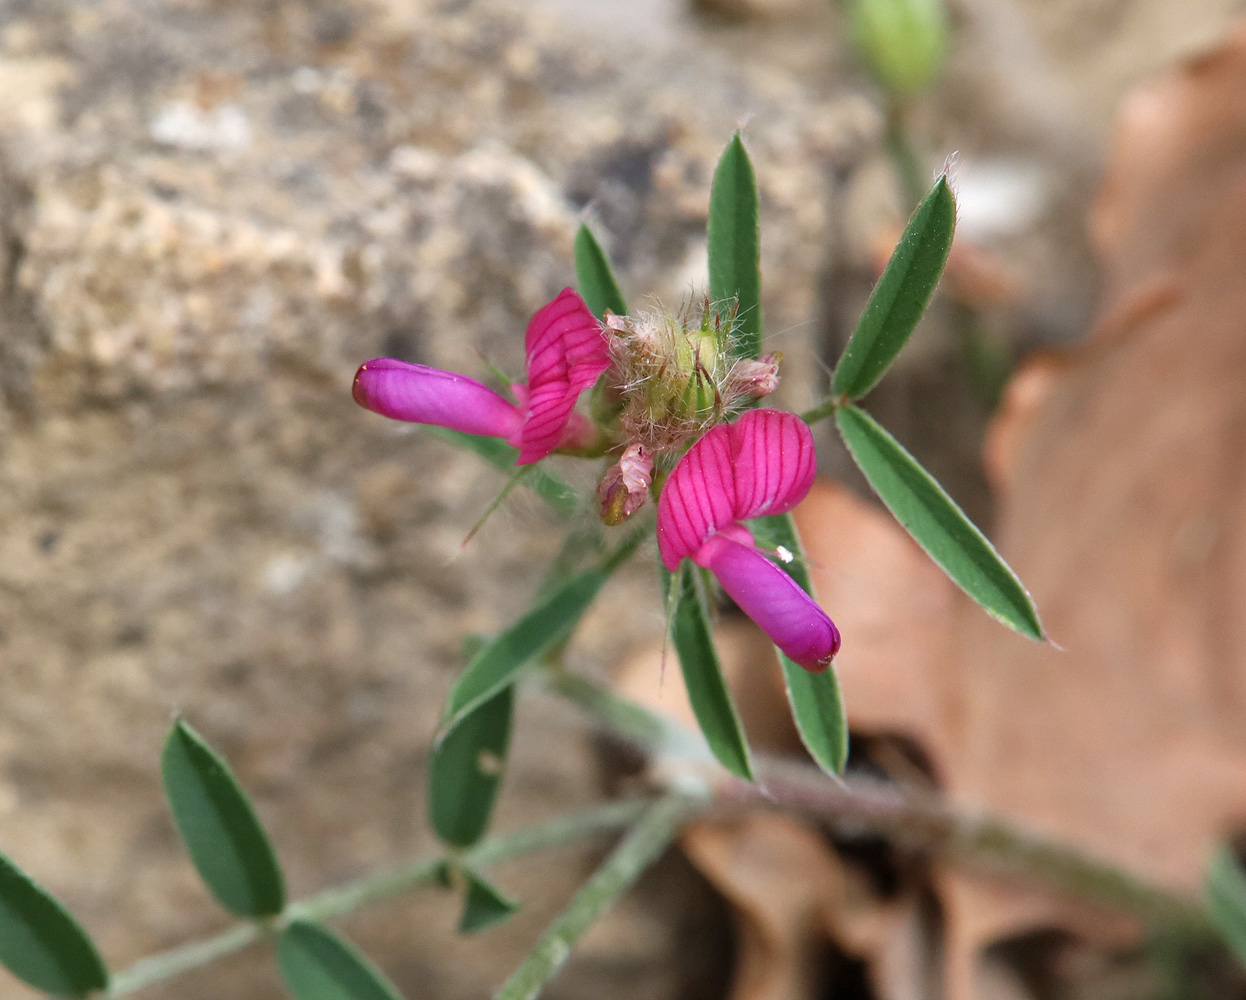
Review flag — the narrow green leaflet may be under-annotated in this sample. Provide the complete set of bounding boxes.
[458,870,520,934]
[0,851,108,997]
[836,405,1045,640]
[750,513,849,774]
[831,176,955,400]
[664,564,753,780]
[161,720,287,918]
[441,530,646,732]
[429,686,515,849]
[425,428,578,517]
[277,919,404,1000]
[574,225,628,319]
[1207,844,1246,963]
[707,132,762,360]
[441,568,609,732]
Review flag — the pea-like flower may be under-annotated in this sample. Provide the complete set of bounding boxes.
[353,288,607,464]
[656,408,841,672]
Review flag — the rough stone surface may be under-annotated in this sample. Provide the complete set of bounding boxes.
[0,1,867,998]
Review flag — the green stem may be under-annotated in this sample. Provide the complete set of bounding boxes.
[494,793,699,1000]
[885,99,927,211]
[800,392,848,426]
[106,798,658,997]
[546,670,1214,938]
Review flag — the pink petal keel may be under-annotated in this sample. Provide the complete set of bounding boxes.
[518,288,610,464]
[353,359,524,440]
[694,529,841,672]
[656,409,818,568]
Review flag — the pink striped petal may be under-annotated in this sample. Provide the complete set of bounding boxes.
[517,288,610,464]
[656,421,739,569]
[353,359,524,440]
[656,408,818,569]
[730,408,818,521]
[693,527,840,672]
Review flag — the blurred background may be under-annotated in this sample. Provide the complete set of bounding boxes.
[3,0,1246,997]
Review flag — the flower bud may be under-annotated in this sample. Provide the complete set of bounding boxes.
[604,298,780,454]
[598,443,653,526]
[850,0,947,96]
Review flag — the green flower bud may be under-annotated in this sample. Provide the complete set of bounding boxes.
[849,0,947,96]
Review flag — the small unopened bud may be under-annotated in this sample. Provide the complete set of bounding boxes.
[850,0,947,96]
[726,353,781,400]
[598,443,653,526]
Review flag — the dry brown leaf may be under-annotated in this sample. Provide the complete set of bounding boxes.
[804,18,1246,998]
[682,814,847,1000]
[615,28,1246,993]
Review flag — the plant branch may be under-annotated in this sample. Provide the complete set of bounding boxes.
[545,668,1214,938]
[494,792,700,1000]
[106,797,660,997]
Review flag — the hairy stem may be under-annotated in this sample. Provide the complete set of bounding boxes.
[106,798,659,997]
[494,792,699,1000]
[547,669,1213,938]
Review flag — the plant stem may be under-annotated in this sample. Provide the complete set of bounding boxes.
[546,670,1214,938]
[494,792,699,1000]
[106,797,659,997]
[800,392,847,426]
[744,758,1213,938]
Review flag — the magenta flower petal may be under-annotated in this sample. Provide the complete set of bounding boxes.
[656,408,818,569]
[353,358,524,440]
[730,408,817,521]
[517,288,610,464]
[693,528,841,672]
[656,421,739,569]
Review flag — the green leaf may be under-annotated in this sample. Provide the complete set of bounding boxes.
[831,176,955,399]
[161,720,287,917]
[1207,844,1246,964]
[458,870,520,934]
[425,428,578,517]
[0,851,108,997]
[442,569,609,730]
[277,919,404,1000]
[429,686,515,848]
[664,563,754,780]
[749,513,849,774]
[836,405,1044,640]
[708,132,762,360]
[574,225,628,319]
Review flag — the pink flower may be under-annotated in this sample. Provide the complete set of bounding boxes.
[353,288,608,465]
[657,409,841,672]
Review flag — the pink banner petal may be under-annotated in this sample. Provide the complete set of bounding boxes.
[353,359,524,440]
[694,529,841,672]
[518,288,610,464]
[730,408,818,521]
[657,422,738,569]
[656,409,818,568]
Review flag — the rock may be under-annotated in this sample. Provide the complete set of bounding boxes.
[0,1,866,997]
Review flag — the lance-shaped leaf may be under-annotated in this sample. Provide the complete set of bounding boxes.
[429,686,515,848]
[750,512,849,774]
[664,564,754,780]
[425,427,578,517]
[278,919,404,1000]
[836,404,1044,640]
[831,176,955,400]
[458,870,520,934]
[0,851,108,997]
[162,720,286,917]
[1207,844,1246,964]
[441,569,608,733]
[574,225,628,320]
[441,529,646,732]
[708,132,762,360]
